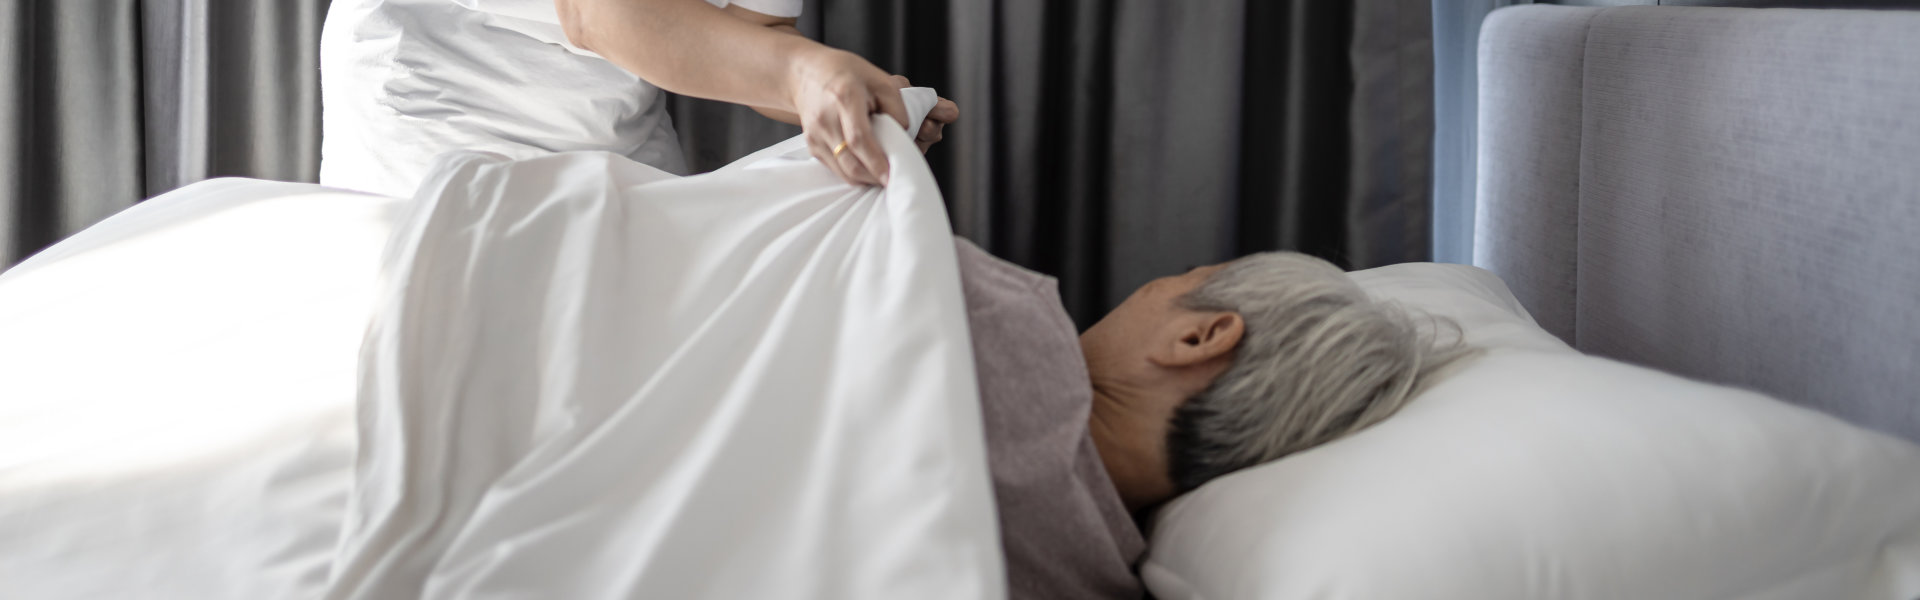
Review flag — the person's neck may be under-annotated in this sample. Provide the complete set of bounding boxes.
[1087,382,1177,514]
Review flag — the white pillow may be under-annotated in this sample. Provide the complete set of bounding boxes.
[1141,263,1920,600]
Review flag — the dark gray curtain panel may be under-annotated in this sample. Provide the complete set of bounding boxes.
[673,0,1437,325]
[0,0,326,267]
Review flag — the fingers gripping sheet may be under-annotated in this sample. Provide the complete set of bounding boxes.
[324,88,1006,599]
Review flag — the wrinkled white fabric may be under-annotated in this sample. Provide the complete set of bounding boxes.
[321,0,699,196]
[324,87,1006,600]
[3,88,1002,599]
[0,181,401,599]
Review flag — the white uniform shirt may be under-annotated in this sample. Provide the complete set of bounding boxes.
[319,0,804,197]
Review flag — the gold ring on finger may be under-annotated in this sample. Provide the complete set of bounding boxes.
[832,142,848,157]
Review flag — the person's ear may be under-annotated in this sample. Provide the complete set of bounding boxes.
[1150,311,1244,368]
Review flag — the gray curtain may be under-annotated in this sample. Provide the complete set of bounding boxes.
[0,0,326,267]
[3,0,1434,327]
[676,0,1436,324]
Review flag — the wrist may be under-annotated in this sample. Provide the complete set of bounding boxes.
[784,45,842,112]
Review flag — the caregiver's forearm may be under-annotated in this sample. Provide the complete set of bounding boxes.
[746,23,806,126]
[556,0,821,115]
[747,100,803,127]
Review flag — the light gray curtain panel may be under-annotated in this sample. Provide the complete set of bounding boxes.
[0,0,327,267]
[676,0,1438,325]
[4,0,1436,328]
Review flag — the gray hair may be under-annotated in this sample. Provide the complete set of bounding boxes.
[1165,252,1475,492]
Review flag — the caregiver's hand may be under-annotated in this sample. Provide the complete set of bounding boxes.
[555,0,949,186]
[890,75,960,154]
[789,49,909,187]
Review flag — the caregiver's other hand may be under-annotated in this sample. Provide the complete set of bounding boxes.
[791,49,909,187]
[889,75,959,154]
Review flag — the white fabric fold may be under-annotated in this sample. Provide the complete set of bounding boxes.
[0,181,401,600]
[324,88,1006,600]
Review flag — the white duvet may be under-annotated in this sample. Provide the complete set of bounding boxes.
[0,89,1006,599]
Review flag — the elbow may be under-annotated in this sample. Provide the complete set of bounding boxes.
[554,0,596,52]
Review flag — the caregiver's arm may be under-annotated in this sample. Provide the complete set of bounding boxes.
[556,0,904,186]
[719,6,805,126]
[723,7,960,155]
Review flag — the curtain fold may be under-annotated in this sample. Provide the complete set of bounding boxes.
[672,0,1436,325]
[141,0,327,196]
[0,0,326,267]
[1345,1,1437,269]
[1,0,145,265]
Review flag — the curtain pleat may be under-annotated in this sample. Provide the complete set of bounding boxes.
[673,0,1436,325]
[1106,1,1245,307]
[1,0,145,265]
[0,0,326,268]
[142,0,328,196]
[1345,2,1436,270]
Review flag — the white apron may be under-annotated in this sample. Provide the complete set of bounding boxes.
[319,0,801,197]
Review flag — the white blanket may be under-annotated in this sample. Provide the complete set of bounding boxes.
[0,182,399,598]
[328,87,1004,599]
[0,88,1006,599]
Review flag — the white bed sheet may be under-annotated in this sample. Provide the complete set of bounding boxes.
[0,181,400,598]
[326,88,1005,599]
[0,88,1005,600]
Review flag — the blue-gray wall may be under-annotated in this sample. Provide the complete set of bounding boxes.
[1429,0,1529,264]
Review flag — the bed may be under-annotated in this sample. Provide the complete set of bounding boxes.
[1,7,1918,600]
[0,90,1009,600]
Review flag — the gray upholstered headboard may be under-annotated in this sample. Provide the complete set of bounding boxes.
[1473,5,1920,441]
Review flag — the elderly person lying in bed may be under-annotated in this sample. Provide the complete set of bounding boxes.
[954,240,1472,599]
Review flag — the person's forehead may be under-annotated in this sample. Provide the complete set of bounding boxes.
[1176,259,1234,275]
[1187,260,1233,279]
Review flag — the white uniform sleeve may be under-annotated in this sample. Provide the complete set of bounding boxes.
[718,0,805,19]
[450,0,562,24]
